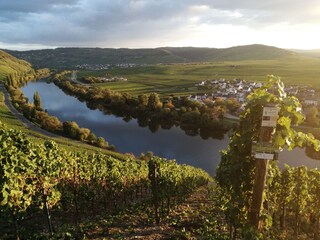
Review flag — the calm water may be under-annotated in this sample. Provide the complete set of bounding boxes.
[21,81,320,175]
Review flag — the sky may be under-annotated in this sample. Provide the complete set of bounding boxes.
[1,0,320,50]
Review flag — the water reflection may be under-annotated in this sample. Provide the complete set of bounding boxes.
[21,81,230,175]
[21,81,320,175]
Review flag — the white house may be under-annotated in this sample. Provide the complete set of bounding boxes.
[304,99,318,106]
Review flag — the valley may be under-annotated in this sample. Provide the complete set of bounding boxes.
[1,46,320,239]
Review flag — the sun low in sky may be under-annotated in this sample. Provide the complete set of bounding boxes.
[0,0,320,50]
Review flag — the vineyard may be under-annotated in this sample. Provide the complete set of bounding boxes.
[2,118,320,239]
[0,122,211,239]
[213,76,320,239]
[1,54,320,239]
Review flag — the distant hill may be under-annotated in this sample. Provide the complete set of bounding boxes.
[292,49,320,59]
[0,50,34,81]
[5,44,295,69]
[162,44,296,61]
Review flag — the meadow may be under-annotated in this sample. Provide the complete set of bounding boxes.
[77,56,320,97]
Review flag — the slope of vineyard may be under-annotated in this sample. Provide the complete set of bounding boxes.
[0,122,212,239]
[0,50,34,82]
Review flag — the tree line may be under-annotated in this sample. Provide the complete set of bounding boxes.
[5,68,50,87]
[53,77,236,139]
[5,84,113,150]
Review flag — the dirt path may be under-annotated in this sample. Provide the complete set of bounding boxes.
[87,186,214,240]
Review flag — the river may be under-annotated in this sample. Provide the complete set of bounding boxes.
[21,80,320,175]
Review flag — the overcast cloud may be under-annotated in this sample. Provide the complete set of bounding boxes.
[0,0,319,49]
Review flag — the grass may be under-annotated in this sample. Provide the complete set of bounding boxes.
[0,92,26,130]
[77,56,320,97]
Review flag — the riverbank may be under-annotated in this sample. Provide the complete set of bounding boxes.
[0,84,133,158]
[21,80,228,175]
[1,83,59,138]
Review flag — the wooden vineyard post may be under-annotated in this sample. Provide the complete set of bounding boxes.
[249,106,279,229]
[148,159,160,224]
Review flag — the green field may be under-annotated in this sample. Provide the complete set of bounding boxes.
[77,57,320,97]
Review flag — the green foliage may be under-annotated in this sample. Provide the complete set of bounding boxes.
[147,92,162,110]
[0,125,35,212]
[266,165,320,238]
[96,137,108,148]
[63,121,80,139]
[76,57,320,98]
[226,97,240,113]
[215,75,320,237]
[53,78,229,137]
[7,83,114,149]
[148,157,212,223]
[212,159,320,239]
[0,50,34,82]
[33,91,42,110]
[290,166,309,236]
[0,121,211,238]
[138,94,148,107]
[305,106,320,127]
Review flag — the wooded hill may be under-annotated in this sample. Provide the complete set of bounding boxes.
[4,44,295,69]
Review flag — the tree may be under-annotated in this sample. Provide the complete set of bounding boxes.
[96,137,108,148]
[148,93,162,110]
[214,97,225,106]
[78,128,91,141]
[306,106,319,127]
[138,94,149,107]
[87,132,97,144]
[226,97,240,113]
[33,91,42,110]
[180,109,201,126]
[164,100,175,109]
[63,121,80,139]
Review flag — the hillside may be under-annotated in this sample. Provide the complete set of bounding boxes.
[292,49,320,58]
[0,50,34,81]
[162,44,295,61]
[5,44,295,69]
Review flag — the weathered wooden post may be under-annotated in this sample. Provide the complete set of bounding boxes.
[249,105,279,229]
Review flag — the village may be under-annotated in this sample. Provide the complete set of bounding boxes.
[75,63,149,70]
[188,78,320,108]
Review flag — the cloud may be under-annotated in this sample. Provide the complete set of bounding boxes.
[0,0,319,49]
[208,0,320,25]
[0,0,79,14]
